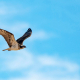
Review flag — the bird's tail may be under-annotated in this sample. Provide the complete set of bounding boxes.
[2,48,11,51]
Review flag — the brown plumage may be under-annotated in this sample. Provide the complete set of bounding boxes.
[0,28,32,51]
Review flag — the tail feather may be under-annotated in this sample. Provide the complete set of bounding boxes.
[2,48,11,51]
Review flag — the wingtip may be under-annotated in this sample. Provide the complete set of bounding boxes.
[28,28,32,32]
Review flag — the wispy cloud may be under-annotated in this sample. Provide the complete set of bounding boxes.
[0,50,33,71]
[38,55,79,72]
[0,49,79,80]
[28,30,57,41]
[0,5,18,15]
[29,31,49,40]
[0,2,30,15]
[0,22,30,38]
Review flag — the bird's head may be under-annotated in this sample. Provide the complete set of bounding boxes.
[20,45,26,49]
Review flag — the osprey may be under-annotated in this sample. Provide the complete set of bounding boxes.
[0,28,32,51]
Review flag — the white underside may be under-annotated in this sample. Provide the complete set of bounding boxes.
[3,43,19,51]
[10,43,19,50]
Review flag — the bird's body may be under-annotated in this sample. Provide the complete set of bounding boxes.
[0,28,32,51]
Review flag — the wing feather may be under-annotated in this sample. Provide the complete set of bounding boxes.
[16,28,32,45]
[0,29,18,47]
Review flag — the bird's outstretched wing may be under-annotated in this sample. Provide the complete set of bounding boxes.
[16,28,32,45]
[0,29,18,47]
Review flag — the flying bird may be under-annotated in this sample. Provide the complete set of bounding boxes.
[0,28,32,51]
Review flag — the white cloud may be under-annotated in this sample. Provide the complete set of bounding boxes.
[0,49,79,72]
[0,50,79,80]
[30,31,48,40]
[38,55,79,72]
[1,50,33,71]
[9,22,30,34]
[8,71,79,80]
[0,2,30,15]
[0,22,30,39]
[0,5,17,15]
[1,50,79,72]
[28,30,56,41]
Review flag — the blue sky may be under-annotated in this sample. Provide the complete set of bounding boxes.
[0,0,80,80]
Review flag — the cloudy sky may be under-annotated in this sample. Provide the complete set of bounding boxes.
[0,0,80,80]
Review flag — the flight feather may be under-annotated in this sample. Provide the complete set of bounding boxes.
[0,29,17,47]
[16,28,32,45]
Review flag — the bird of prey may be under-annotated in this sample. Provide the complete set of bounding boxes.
[0,28,32,51]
